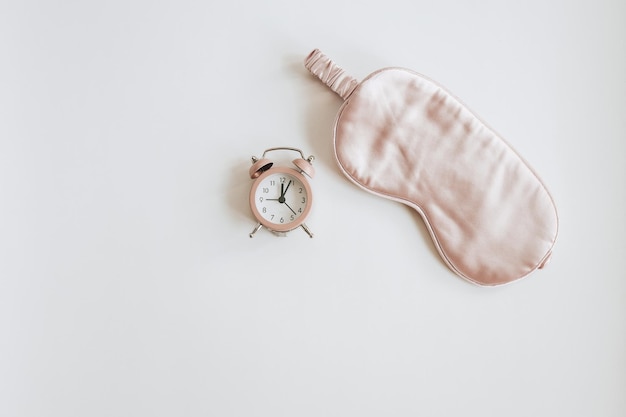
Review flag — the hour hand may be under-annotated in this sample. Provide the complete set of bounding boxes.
[278,180,291,203]
[278,183,285,203]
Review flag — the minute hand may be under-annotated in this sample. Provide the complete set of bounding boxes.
[282,180,292,197]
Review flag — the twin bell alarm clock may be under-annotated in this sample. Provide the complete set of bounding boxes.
[248,147,315,238]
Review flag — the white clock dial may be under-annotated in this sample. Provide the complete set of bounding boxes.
[254,172,308,226]
[249,164,314,235]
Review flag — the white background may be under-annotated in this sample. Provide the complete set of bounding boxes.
[1,0,625,416]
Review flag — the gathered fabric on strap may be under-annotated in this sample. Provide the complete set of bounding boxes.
[304,49,358,100]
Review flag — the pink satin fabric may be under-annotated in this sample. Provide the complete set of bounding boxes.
[305,49,358,100]
[306,50,558,286]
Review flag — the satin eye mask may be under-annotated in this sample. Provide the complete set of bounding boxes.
[305,49,558,286]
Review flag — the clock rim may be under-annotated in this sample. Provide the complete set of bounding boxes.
[249,166,313,232]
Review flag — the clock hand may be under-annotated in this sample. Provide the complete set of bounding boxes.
[284,202,297,216]
[278,180,292,204]
[283,180,292,195]
[279,183,285,203]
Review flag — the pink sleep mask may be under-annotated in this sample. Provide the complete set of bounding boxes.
[305,49,558,286]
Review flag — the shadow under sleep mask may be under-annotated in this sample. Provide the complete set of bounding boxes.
[305,49,558,286]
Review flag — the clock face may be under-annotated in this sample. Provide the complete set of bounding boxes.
[250,167,312,232]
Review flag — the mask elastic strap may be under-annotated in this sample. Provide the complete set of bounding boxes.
[304,49,358,100]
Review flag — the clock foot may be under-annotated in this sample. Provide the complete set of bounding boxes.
[249,223,262,238]
[301,223,314,238]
